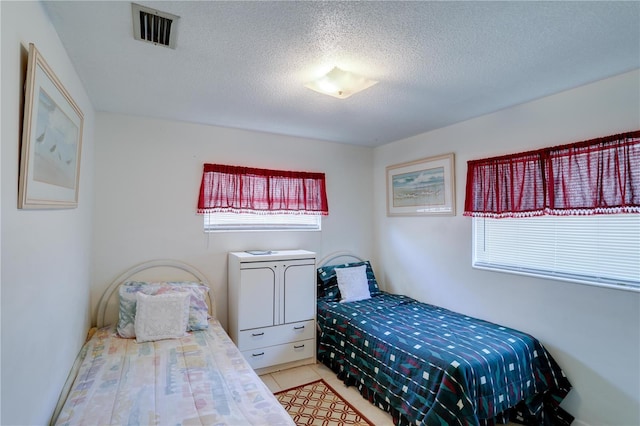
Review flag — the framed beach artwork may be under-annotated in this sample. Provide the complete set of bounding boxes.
[386,153,455,216]
[18,43,84,209]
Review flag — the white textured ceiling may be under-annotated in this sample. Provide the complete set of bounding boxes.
[43,1,640,147]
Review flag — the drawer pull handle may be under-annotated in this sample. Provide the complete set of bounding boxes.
[252,352,265,357]
[294,344,305,349]
[293,325,305,330]
[251,332,265,337]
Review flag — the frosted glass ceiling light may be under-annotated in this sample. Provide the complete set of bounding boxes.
[305,67,378,99]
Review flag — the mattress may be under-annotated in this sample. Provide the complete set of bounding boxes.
[54,319,294,426]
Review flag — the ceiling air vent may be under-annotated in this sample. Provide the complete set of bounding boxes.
[132,3,179,49]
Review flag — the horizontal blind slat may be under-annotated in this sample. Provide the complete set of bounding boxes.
[205,212,321,231]
[473,214,640,289]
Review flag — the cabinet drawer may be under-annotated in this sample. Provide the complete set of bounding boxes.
[237,320,314,351]
[241,339,315,370]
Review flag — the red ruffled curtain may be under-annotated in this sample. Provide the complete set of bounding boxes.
[464,131,640,218]
[197,164,329,215]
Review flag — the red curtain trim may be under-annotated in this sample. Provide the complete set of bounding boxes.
[465,130,640,168]
[464,130,640,218]
[197,208,328,215]
[202,163,326,180]
[463,206,640,218]
[197,163,329,215]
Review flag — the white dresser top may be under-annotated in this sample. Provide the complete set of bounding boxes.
[229,250,315,262]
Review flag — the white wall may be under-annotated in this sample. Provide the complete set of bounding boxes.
[92,113,374,330]
[373,69,640,426]
[2,3,636,425]
[1,2,95,425]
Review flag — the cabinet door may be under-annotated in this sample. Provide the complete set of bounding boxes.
[238,267,275,330]
[283,263,315,324]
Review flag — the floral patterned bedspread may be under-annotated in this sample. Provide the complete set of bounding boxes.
[317,292,573,426]
[55,320,294,426]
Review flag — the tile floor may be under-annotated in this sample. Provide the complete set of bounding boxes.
[260,362,394,425]
[260,362,519,426]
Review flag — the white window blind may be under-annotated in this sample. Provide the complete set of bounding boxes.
[472,214,640,291]
[205,212,321,232]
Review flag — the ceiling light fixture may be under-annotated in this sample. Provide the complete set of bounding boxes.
[304,67,378,99]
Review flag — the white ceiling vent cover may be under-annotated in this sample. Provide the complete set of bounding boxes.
[132,3,179,49]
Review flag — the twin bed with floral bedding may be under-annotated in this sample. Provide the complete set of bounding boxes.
[315,253,574,426]
[51,260,294,426]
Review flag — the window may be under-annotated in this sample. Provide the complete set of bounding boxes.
[473,214,640,290]
[197,163,328,232]
[204,212,321,232]
[465,130,640,291]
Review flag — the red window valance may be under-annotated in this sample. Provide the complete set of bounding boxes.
[197,164,329,215]
[464,130,640,218]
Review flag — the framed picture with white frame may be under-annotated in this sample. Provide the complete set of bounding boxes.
[18,43,84,209]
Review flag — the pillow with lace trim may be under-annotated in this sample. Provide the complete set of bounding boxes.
[134,292,190,343]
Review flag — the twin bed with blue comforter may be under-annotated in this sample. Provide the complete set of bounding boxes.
[316,258,573,426]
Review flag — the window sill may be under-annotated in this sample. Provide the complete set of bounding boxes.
[473,264,640,293]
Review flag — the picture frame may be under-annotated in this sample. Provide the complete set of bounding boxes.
[386,153,455,216]
[18,43,84,209]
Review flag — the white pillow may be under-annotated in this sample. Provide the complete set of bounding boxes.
[134,291,190,343]
[336,265,371,303]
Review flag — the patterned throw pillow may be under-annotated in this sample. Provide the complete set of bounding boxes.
[316,260,380,301]
[134,292,190,343]
[117,281,209,338]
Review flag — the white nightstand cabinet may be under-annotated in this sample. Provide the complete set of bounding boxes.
[228,250,316,373]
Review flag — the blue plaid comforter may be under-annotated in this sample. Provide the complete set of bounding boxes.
[317,292,572,426]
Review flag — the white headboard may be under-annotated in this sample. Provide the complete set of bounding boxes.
[318,251,365,267]
[96,259,214,328]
